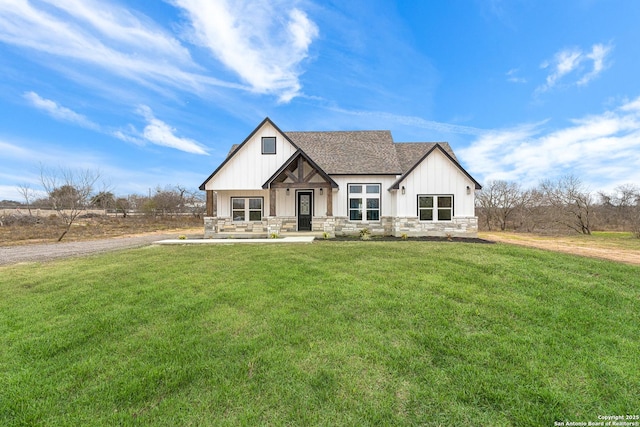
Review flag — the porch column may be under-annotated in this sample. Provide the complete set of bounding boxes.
[326,187,333,216]
[206,190,216,217]
[270,187,276,216]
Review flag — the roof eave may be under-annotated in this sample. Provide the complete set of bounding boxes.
[199,117,300,190]
[387,143,482,191]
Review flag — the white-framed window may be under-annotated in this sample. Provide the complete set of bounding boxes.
[418,195,453,221]
[231,197,263,221]
[262,137,276,154]
[348,184,380,221]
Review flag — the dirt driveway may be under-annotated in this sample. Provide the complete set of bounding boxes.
[480,232,640,266]
[0,230,201,267]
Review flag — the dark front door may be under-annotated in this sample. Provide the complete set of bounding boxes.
[297,191,312,231]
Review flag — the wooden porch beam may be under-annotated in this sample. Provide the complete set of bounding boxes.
[269,187,276,216]
[271,182,331,189]
[284,169,297,182]
[206,190,215,216]
[303,169,317,183]
[297,157,304,182]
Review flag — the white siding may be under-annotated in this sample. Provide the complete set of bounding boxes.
[216,190,269,218]
[396,149,476,218]
[330,175,398,217]
[203,122,297,190]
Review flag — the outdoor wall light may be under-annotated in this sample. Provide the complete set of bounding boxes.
[286,188,290,195]
[401,186,405,195]
[466,185,471,195]
[319,188,323,195]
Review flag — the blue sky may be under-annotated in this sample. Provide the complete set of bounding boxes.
[2,0,640,201]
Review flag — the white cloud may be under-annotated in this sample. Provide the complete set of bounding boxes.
[577,43,613,86]
[458,96,640,189]
[171,0,319,102]
[137,105,208,155]
[0,0,243,95]
[23,91,99,129]
[537,43,613,93]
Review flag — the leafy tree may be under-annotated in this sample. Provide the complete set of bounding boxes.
[91,191,116,209]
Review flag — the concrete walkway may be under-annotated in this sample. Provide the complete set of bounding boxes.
[154,236,316,245]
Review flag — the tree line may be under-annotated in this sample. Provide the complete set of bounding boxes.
[477,175,640,237]
[6,166,203,241]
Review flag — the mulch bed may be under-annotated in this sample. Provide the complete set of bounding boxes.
[327,236,494,244]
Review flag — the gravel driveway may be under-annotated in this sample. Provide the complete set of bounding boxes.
[0,232,198,266]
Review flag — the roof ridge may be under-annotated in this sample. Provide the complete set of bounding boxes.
[285,130,392,134]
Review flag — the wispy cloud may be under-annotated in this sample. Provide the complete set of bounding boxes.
[506,68,527,84]
[329,108,487,136]
[23,91,99,130]
[171,0,319,102]
[136,105,208,155]
[0,0,244,96]
[21,91,207,155]
[459,96,640,188]
[537,43,613,93]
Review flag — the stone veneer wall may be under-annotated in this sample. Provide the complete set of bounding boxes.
[204,216,478,238]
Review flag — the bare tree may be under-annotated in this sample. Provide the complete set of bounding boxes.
[598,184,640,231]
[16,183,36,216]
[540,175,594,235]
[40,165,103,241]
[476,180,528,231]
[115,197,131,218]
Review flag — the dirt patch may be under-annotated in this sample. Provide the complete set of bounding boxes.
[480,232,640,266]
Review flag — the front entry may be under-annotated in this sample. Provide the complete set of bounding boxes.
[297,191,313,231]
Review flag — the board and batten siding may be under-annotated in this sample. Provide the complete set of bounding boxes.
[330,175,398,218]
[203,122,298,190]
[396,149,476,218]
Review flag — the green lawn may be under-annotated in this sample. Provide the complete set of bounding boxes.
[1,242,638,426]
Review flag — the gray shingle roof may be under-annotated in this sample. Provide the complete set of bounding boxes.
[285,130,403,174]
[284,132,457,175]
[394,142,457,171]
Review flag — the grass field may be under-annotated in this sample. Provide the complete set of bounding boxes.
[1,241,639,426]
[480,231,640,251]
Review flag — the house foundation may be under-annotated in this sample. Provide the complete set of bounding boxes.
[204,216,478,238]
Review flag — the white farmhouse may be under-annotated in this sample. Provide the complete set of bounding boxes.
[200,118,481,237]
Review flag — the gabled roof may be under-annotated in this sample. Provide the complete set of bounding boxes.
[198,117,298,190]
[285,130,402,175]
[200,117,481,191]
[262,149,338,189]
[389,143,482,190]
[394,142,457,171]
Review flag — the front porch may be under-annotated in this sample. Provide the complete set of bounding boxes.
[203,216,337,238]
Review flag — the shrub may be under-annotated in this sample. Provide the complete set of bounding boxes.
[360,228,371,241]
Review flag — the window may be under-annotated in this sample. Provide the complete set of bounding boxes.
[348,184,380,221]
[262,137,276,154]
[418,195,453,221]
[231,197,263,221]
